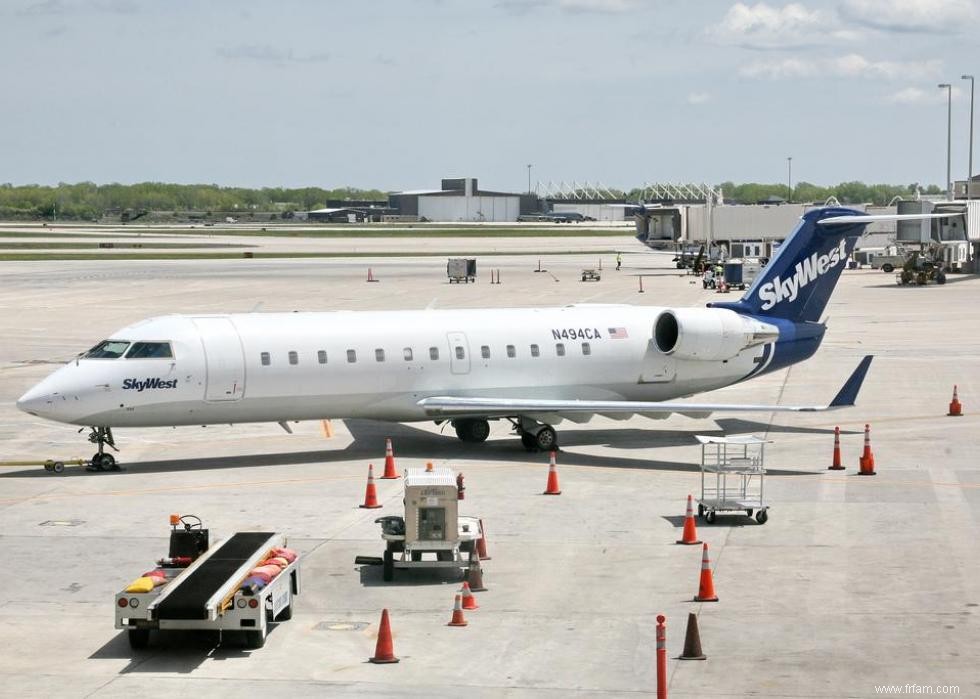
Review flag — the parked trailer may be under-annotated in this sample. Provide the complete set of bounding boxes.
[372,467,483,582]
[115,515,300,649]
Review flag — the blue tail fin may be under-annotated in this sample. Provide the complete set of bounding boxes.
[709,207,868,323]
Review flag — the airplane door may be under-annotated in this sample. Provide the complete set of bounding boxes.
[193,317,246,401]
[447,331,471,375]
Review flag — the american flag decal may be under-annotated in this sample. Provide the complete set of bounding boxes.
[608,327,628,339]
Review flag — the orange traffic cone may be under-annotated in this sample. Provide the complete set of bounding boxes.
[448,593,468,627]
[460,581,479,610]
[693,543,719,602]
[828,426,844,470]
[425,461,434,472]
[858,423,876,476]
[476,518,491,560]
[676,494,702,545]
[380,437,399,479]
[466,552,488,592]
[678,612,707,660]
[948,385,963,416]
[368,609,399,663]
[543,451,561,495]
[367,268,379,282]
[359,464,383,508]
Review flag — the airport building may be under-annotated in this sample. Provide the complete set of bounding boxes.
[388,178,535,222]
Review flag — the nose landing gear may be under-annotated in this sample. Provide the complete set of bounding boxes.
[85,426,119,471]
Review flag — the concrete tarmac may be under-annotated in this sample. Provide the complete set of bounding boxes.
[0,245,978,698]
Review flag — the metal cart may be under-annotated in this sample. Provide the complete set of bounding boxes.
[695,434,770,525]
[447,258,477,283]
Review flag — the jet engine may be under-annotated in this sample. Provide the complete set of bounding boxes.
[653,308,779,361]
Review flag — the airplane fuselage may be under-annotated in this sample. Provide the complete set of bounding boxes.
[16,305,796,429]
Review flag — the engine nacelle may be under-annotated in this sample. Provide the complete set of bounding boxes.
[653,308,779,361]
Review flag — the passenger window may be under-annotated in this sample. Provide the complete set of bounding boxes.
[404,347,413,361]
[376,348,385,362]
[126,342,173,359]
[317,350,327,364]
[455,346,465,360]
[506,344,516,358]
[429,347,439,360]
[530,344,540,358]
[84,340,130,359]
[260,352,271,366]
[582,342,591,356]
[555,343,565,357]
[481,345,490,359]
[347,349,357,363]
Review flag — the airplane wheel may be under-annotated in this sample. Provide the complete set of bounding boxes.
[100,453,117,470]
[454,419,490,443]
[90,453,106,471]
[534,426,557,451]
[521,433,537,451]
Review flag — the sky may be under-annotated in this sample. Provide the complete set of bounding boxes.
[1,0,978,192]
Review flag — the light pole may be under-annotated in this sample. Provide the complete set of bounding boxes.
[526,163,533,194]
[787,157,792,203]
[963,75,975,199]
[939,83,952,200]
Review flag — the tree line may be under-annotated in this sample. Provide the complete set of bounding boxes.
[0,180,947,220]
[0,182,388,220]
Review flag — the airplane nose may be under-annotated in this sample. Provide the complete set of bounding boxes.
[16,385,52,416]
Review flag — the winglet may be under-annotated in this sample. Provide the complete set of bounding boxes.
[828,355,873,408]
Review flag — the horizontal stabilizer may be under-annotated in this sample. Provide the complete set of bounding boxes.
[828,355,873,407]
[818,213,959,226]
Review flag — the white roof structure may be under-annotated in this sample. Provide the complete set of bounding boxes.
[404,467,456,487]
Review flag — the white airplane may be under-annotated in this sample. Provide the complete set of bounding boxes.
[16,208,948,470]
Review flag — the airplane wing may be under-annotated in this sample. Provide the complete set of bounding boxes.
[419,355,873,419]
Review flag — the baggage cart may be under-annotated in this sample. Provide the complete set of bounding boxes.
[447,258,477,283]
[695,434,770,524]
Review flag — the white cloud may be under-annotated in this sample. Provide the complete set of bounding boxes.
[687,92,711,104]
[708,2,827,49]
[887,86,964,104]
[740,53,943,80]
[839,0,979,34]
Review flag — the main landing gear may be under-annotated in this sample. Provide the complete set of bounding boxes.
[447,416,559,452]
[85,426,119,471]
[515,417,558,452]
[452,418,491,443]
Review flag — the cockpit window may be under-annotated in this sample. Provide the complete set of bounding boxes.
[126,342,174,359]
[84,340,130,359]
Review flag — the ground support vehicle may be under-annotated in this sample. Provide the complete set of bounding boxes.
[580,268,601,282]
[896,244,947,286]
[695,435,770,525]
[115,516,300,650]
[447,258,477,283]
[372,467,483,582]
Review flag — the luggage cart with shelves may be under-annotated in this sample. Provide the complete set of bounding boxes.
[695,434,770,525]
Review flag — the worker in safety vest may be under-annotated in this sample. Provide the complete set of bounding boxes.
[616,252,622,271]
